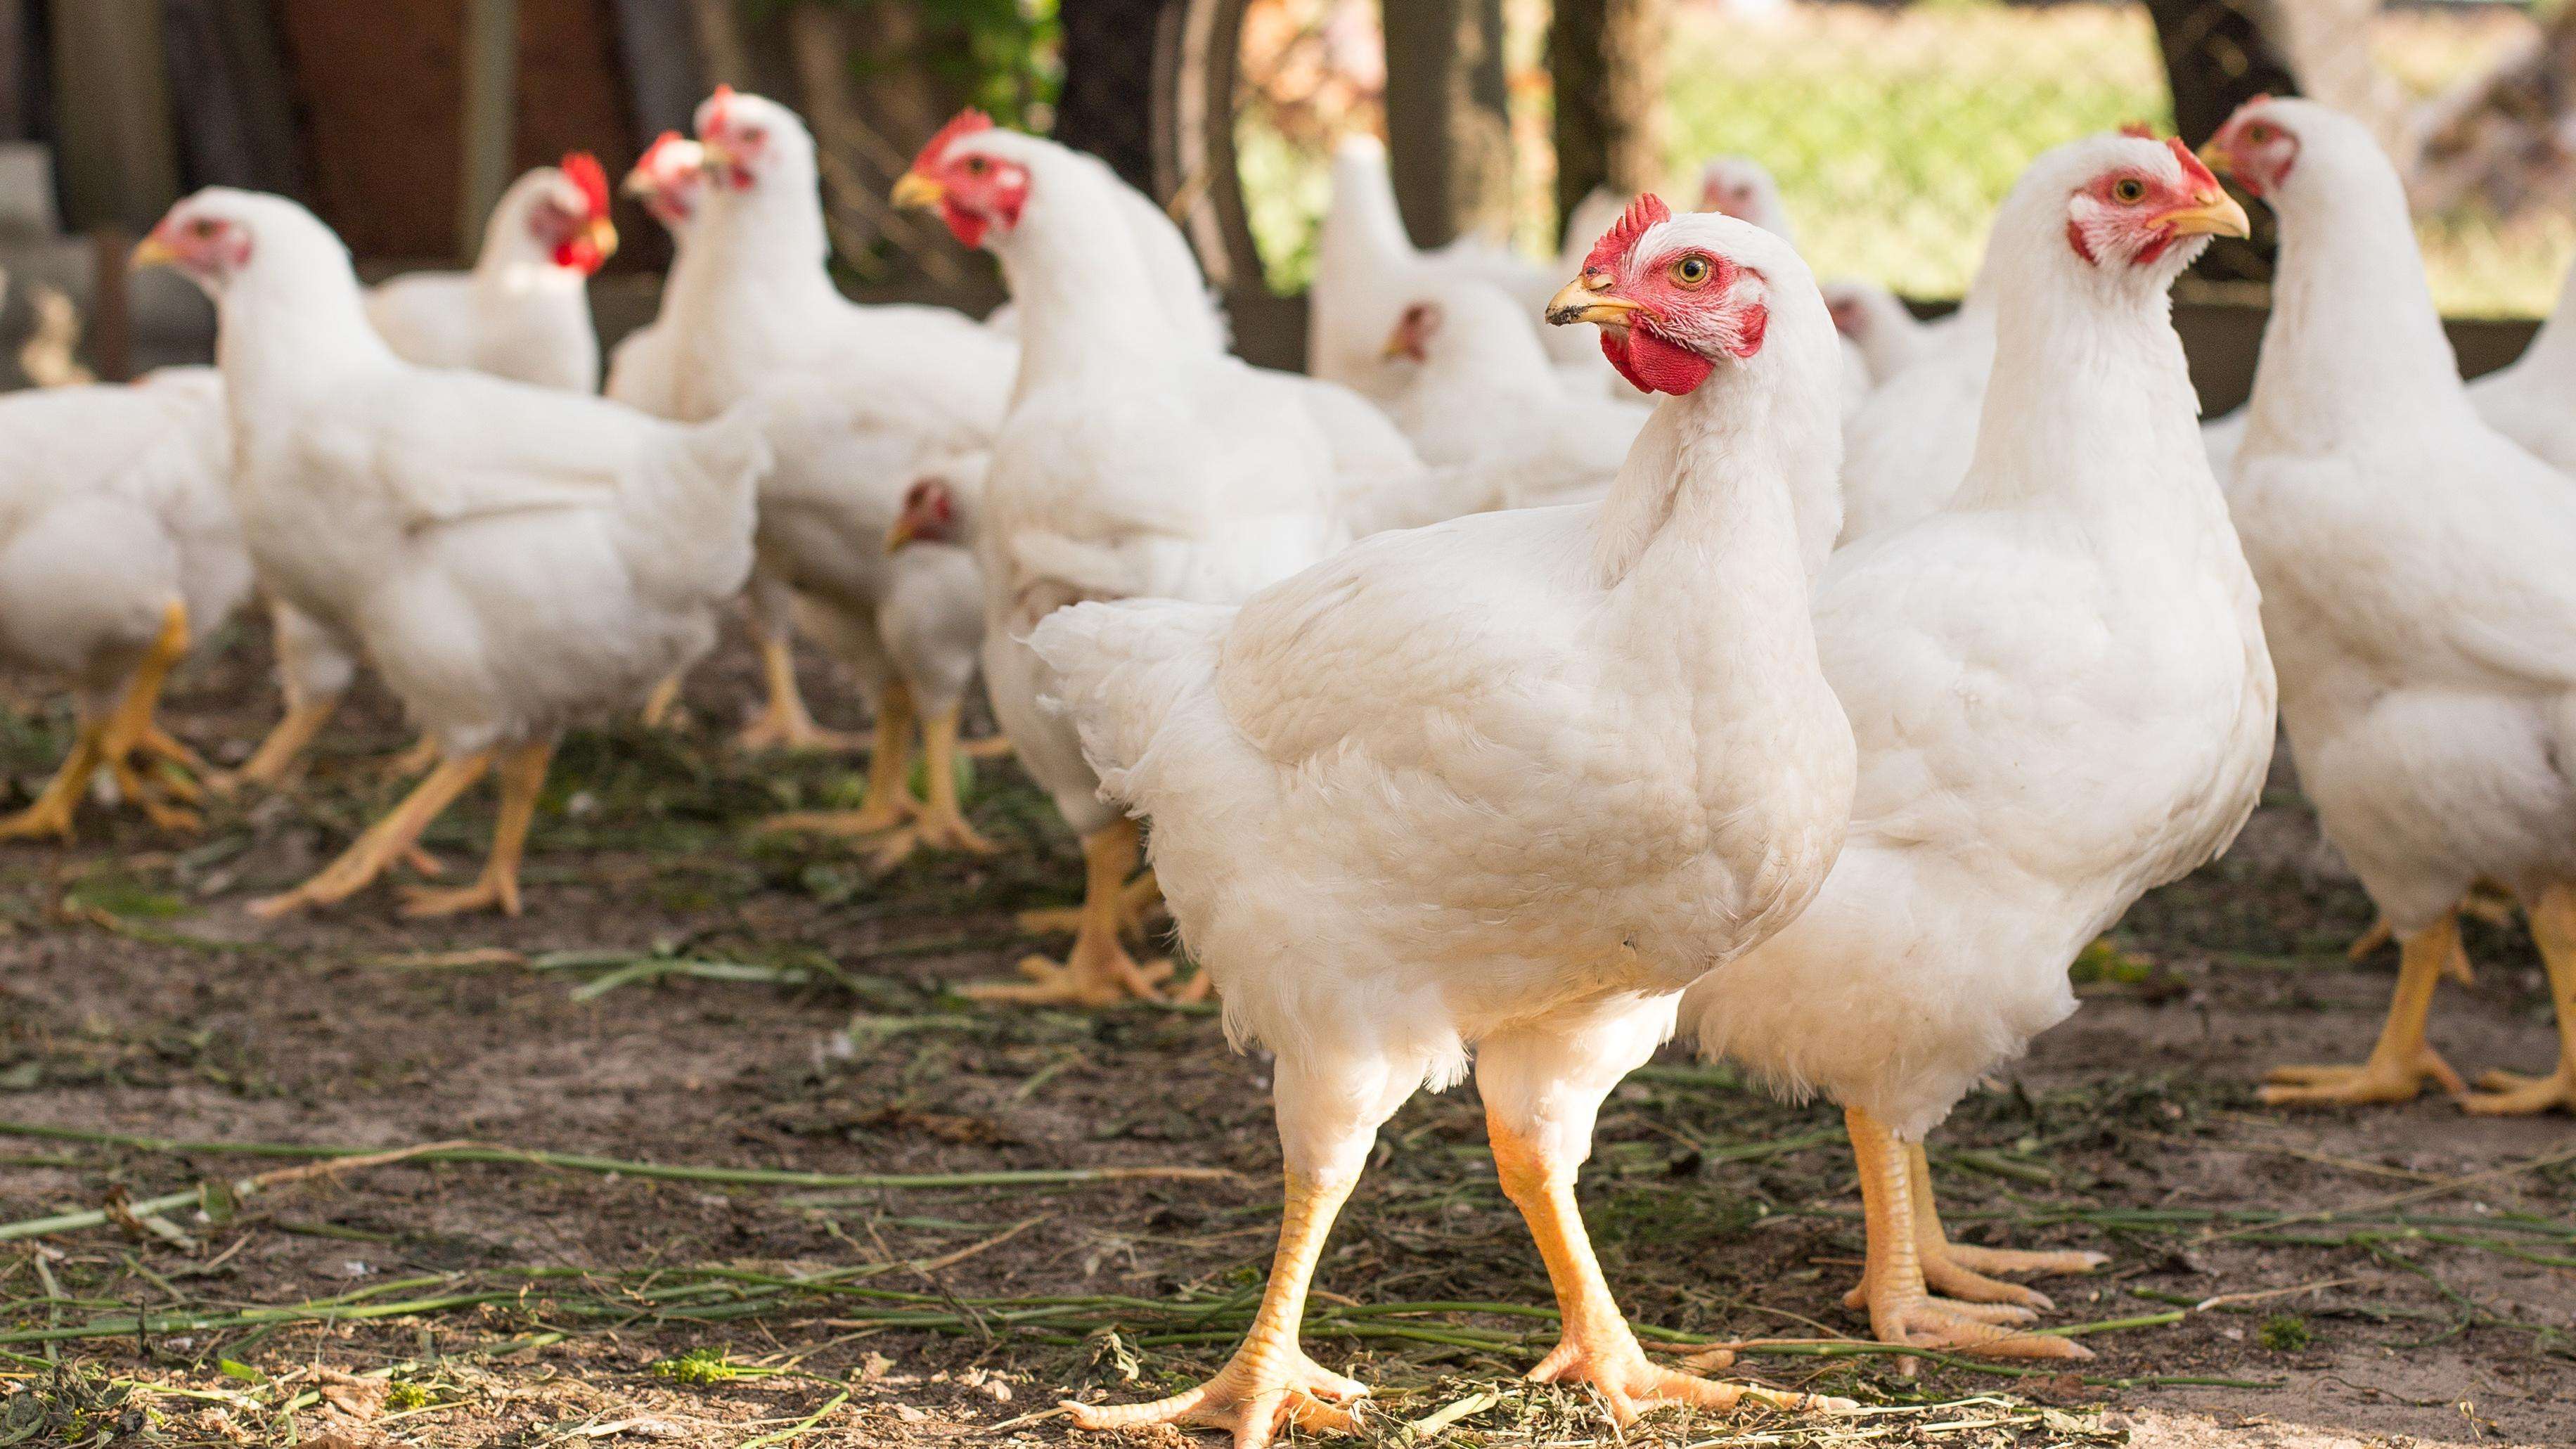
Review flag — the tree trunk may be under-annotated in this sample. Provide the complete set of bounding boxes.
[2142,0,2299,283]
[1550,0,1663,242]
[1382,0,1512,248]
[49,0,180,232]
[1056,0,1176,196]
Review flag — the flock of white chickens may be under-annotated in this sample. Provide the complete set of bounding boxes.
[4,82,2575,1444]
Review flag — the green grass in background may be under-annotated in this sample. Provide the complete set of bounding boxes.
[1239,0,2572,317]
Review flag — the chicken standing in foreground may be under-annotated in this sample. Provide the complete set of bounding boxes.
[364,155,616,393]
[1684,134,2274,1358]
[141,191,768,919]
[2208,98,2576,1114]
[0,370,243,839]
[1031,198,1857,1445]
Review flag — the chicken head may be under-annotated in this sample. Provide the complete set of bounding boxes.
[892,110,1031,250]
[1545,193,1772,397]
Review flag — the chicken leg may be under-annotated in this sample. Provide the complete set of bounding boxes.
[2262,912,2467,1106]
[639,672,685,729]
[1063,1169,1367,1448]
[761,683,916,838]
[1017,868,1161,938]
[863,704,996,870]
[1845,1107,2092,1365]
[1844,1144,2104,1313]
[0,715,106,842]
[249,749,492,917]
[1,601,200,839]
[969,817,1178,1005]
[1490,1109,1851,1418]
[219,693,342,792]
[399,739,553,918]
[2463,884,2576,1115]
[735,633,864,753]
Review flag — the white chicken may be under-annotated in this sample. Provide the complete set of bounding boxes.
[139,190,768,919]
[666,91,1012,860]
[1029,197,1856,1445]
[2207,97,2576,1114]
[1697,156,1872,419]
[1308,134,1595,402]
[1682,133,2274,1358]
[1378,277,1647,508]
[0,369,243,839]
[366,155,616,393]
[1822,278,1941,386]
[894,113,1358,1006]
[604,133,709,417]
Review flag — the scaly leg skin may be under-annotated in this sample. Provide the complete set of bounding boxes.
[968,818,1173,1005]
[2464,885,2576,1115]
[638,672,685,729]
[1065,1171,1367,1448]
[399,740,553,918]
[735,635,865,754]
[1491,1111,1854,1419]
[961,733,1015,760]
[761,685,917,839]
[91,600,201,832]
[2263,913,2468,1106]
[1846,1107,2092,1368]
[248,749,493,919]
[0,716,108,842]
[382,733,441,781]
[865,704,997,870]
[216,693,344,794]
[1018,867,1161,939]
[1857,1144,2105,1313]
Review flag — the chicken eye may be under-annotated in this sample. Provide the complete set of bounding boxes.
[2246,123,2273,144]
[2113,178,2148,205]
[191,219,219,238]
[740,127,766,145]
[964,156,989,175]
[1671,255,1713,288]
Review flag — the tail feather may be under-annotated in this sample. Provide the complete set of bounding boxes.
[1025,598,1235,804]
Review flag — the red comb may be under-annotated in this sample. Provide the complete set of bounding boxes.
[913,109,995,174]
[561,153,610,218]
[2168,136,2219,191]
[2119,121,2155,140]
[1584,193,1669,275]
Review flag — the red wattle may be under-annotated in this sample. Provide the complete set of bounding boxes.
[1606,326,1715,396]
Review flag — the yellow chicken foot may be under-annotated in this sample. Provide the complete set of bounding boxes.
[2464,885,2576,1115]
[382,733,441,780]
[217,693,344,793]
[864,705,997,870]
[2263,913,2467,1106]
[1064,1170,1367,1448]
[1846,1107,2093,1367]
[760,685,917,838]
[400,739,552,918]
[1017,866,1161,938]
[1843,1144,2104,1313]
[638,672,685,728]
[248,749,492,918]
[62,601,203,833]
[735,636,865,753]
[971,818,1173,1005]
[961,733,1015,759]
[1491,1112,1854,1418]
[0,716,107,842]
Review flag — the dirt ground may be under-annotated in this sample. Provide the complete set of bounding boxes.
[2,622,2571,1448]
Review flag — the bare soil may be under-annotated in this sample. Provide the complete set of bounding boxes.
[1,623,2570,1448]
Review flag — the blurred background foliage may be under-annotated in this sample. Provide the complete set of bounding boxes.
[1236,0,2575,316]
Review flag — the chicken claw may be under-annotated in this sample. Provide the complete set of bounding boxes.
[1064,1348,1364,1449]
[2263,915,2465,1107]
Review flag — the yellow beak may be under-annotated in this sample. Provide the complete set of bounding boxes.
[2194,139,2232,177]
[587,216,620,262]
[884,516,917,554]
[2159,190,2251,240]
[891,172,944,210]
[1545,276,1642,328]
[698,137,735,174]
[131,235,179,271]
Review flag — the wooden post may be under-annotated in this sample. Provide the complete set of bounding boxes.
[1381,0,1513,249]
[459,0,520,261]
[1550,0,1664,238]
[0,0,25,141]
[49,0,181,231]
[2140,0,2295,285]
